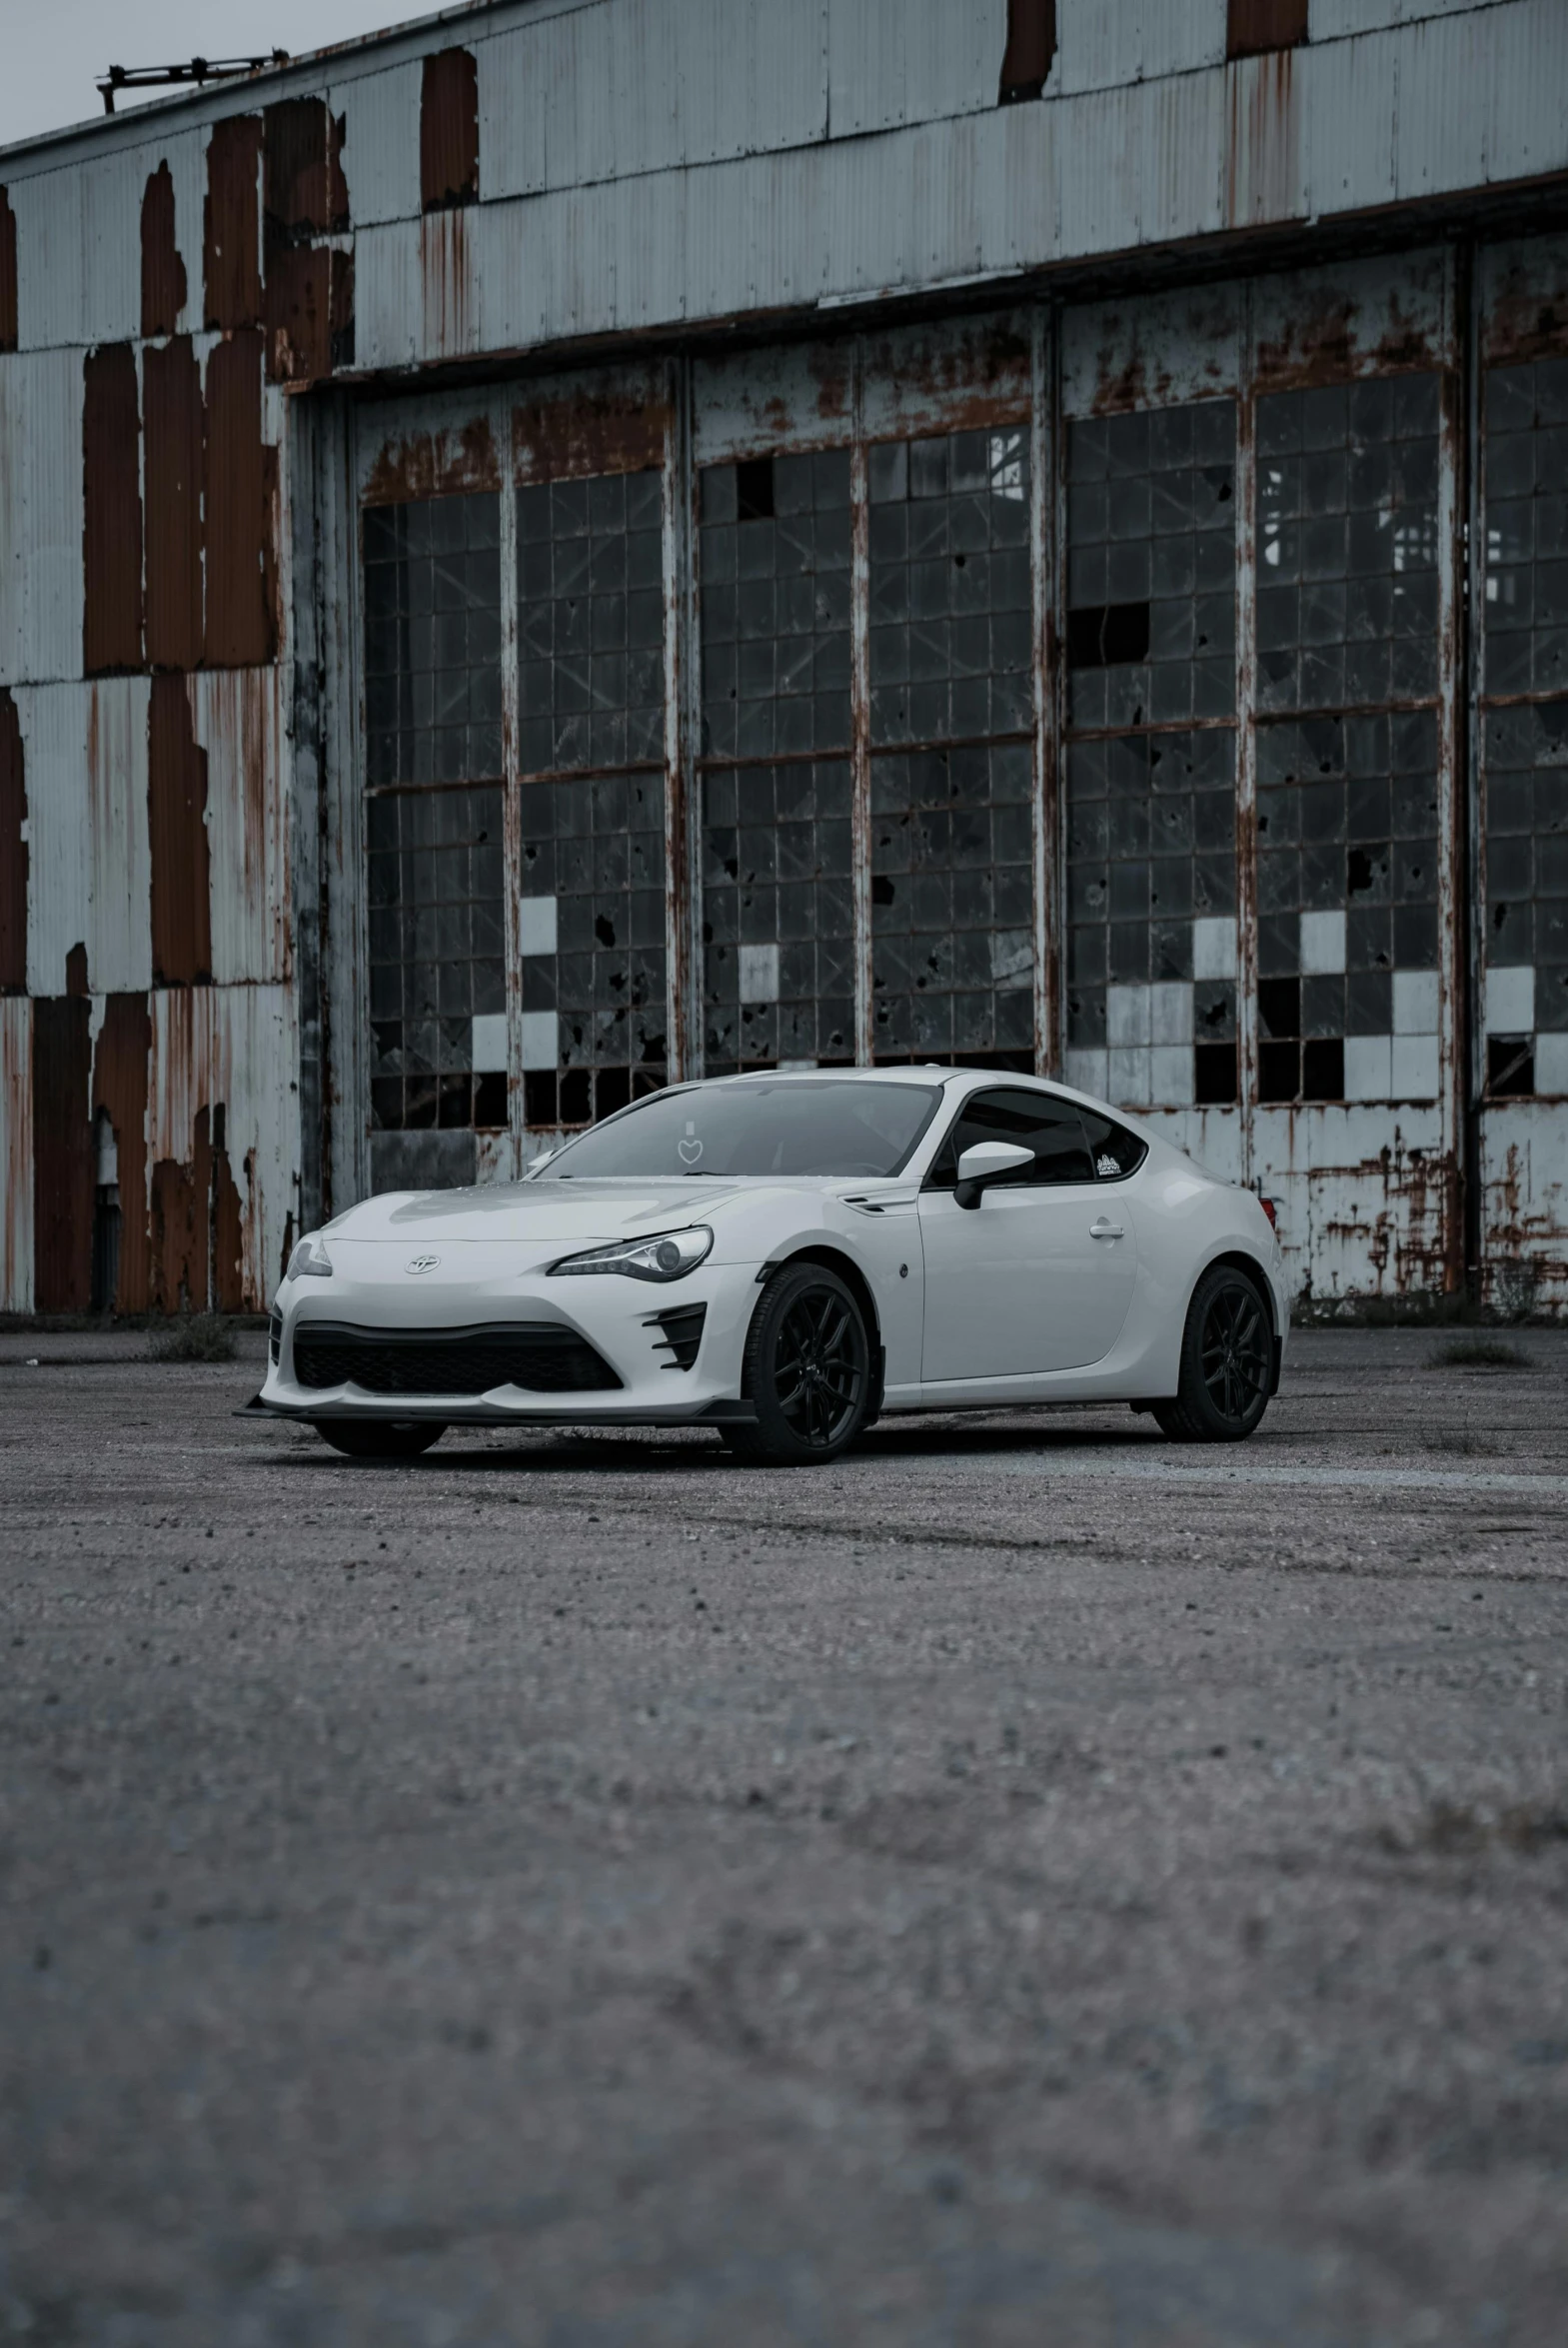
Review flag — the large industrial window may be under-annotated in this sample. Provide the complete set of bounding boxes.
[699,452,855,1073]
[1254,377,1441,1103]
[516,470,669,1127]
[1481,360,1568,1099]
[363,492,507,1133]
[1063,401,1239,1108]
[868,428,1035,1069]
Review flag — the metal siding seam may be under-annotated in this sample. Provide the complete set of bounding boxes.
[1235,282,1259,1195]
[849,339,872,1066]
[498,386,524,1175]
[1030,305,1059,1075]
[0,996,33,1310]
[1435,244,1467,1291]
[194,669,285,987]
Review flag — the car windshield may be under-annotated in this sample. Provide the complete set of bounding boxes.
[535,1081,944,1180]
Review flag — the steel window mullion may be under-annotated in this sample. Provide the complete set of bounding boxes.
[498,387,524,1178]
[1235,287,1259,1191]
[850,339,873,1069]
[1032,303,1059,1077]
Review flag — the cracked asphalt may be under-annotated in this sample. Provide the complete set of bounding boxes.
[2,1326,1566,2347]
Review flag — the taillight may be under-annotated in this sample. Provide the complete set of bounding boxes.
[1259,1195,1278,1231]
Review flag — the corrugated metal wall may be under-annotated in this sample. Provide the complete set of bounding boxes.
[1,0,1566,1313]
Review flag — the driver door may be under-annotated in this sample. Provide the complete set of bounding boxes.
[918,1089,1137,1380]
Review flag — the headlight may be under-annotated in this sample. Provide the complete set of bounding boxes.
[286,1233,334,1280]
[548,1226,713,1282]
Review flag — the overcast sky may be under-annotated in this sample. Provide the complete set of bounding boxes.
[0,0,450,149]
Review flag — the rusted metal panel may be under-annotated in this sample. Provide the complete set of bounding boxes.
[1062,285,1243,420]
[31,993,93,1311]
[0,691,26,991]
[148,673,212,987]
[143,337,203,670]
[360,412,499,504]
[87,678,153,994]
[203,116,263,333]
[859,315,1032,443]
[264,243,335,386]
[1252,248,1453,392]
[81,343,142,677]
[1227,0,1308,63]
[92,990,150,1312]
[512,379,670,484]
[1480,1107,1568,1312]
[203,329,276,667]
[145,982,297,1308]
[1254,1105,1453,1302]
[194,668,289,985]
[999,1,1055,106]
[264,96,346,241]
[421,49,480,212]
[140,162,187,339]
[1480,231,1568,366]
[262,96,353,386]
[694,340,854,468]
[0,996,32,1310]
[0,185,16,351]
[420,207,475,362]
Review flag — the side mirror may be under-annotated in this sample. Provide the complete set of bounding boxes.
[954,1141,1034,1210]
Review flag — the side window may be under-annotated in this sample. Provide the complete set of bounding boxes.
[925,1088,1094,1188]
[1079,1106,1147,1180]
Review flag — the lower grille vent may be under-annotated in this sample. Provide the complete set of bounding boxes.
[268,1307,283,1365]
[646,1302,707,1371]
[294,1321,622,1396]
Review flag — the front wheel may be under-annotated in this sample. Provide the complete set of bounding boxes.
[314,1419,446,1460]
[723,1263,871,1465]
[1152,1265,1273,1443]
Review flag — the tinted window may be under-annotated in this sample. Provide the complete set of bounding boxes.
[536,1080,943,1179]
[926,1089,1095,1189]
[1079,1107,1147,1180]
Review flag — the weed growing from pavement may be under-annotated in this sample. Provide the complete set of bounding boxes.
[147,1312,236,1364]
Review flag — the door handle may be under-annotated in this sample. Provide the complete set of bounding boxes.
[1089,1217,1125,1239]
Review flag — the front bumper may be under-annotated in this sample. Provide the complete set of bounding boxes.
[257,1251,759,1426]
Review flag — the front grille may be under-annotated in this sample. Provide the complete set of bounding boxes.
[293,1321,622,1396]
[646,1302,707,1371]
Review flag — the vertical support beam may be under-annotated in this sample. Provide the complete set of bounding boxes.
[849,339,872,1067]
[324,401,367,1212]
[1030,305,1060,1076]
[1464,244,1487,1299]
[1234,286,1259,1191]
[1442,239,1479,1296]
[665,354,698,1086]
[497,386,523,1174]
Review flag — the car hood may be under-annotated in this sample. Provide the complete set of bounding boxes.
[327,1176,847,1246]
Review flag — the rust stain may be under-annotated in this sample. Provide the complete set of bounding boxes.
[261,97,353,385]
[264,96,339,239]
[362,415,499,505]
[0,691,25,991]
[32,994,93,1312]
[264,241,334,385]
[420,205,472,359]
[0,184,15,351]
[140,161,187,339]
[1484,1141,1568,1309]
[92,992,151,1312]
[1226,46,1300,233]
[1483,280,1568,368]
[82,344,143,677]
[65,943,88,996]
[1254,293,1440,396]
[329,244,355,373]
[151,1104,212,1313]
[204,115,264,332]
[204,330,275,667]
[865,323,1032,438]
[213,1108,245,1311]
[999,0,1056,104]
[328,112,350,232]
[149,674,212,987]
[513,391,671,484]
[143,337,203,670]
[421,48,480,211]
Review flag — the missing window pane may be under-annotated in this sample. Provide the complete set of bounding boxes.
[737,457,775,523]
[1487,1035,1535,1098]
[1194,1041,1238,1105]
[1068,603,1151,671]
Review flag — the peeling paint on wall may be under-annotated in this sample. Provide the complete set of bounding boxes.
[82,344,143,677]
[203,116,263,333]
[92,991,150,1312]
[31,993,92,1311]
[143,338,204,671]
[140,162,188,340]
[203,330,275,667]
[0,692,25,991]
[421,49,480,212]
[148,674,212,987]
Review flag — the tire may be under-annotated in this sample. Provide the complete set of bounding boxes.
[314,1419,446,1460]
[722,1263,872,1465]
[1152,1264,1273,1444]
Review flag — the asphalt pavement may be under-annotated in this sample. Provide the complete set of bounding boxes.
[2,1326,1566,2346]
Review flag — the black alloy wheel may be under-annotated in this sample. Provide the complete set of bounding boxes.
[724,1262,871,1465]
[1153,1265,1273,1443]
[314,1419,446,1460]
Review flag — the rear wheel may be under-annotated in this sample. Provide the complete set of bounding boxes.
[314,1420,446,1460]
[1153,1265,1272,1443]
[722,1264,871,1465]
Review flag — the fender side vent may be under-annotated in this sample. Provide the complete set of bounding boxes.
[646,1302,707,1371]
[268,1307,283,1365]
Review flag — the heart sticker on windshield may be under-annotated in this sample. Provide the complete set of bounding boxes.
[679,1137,704,1165]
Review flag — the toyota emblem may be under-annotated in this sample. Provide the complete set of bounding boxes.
[405,1254,441,1275]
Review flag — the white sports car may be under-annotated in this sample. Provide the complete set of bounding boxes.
[258,1069,1287,1464]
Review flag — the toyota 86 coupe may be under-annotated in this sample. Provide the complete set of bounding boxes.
[258,1069,1287,1464]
